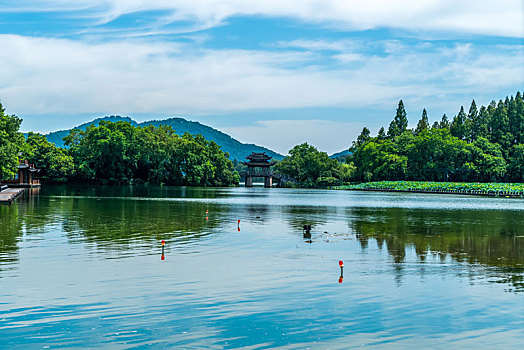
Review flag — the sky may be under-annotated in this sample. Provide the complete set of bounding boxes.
[0,1,523,154]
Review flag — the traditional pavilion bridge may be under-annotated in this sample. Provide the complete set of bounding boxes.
[241,152,277,188]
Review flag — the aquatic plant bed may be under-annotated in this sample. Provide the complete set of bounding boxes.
[332,181,524,197]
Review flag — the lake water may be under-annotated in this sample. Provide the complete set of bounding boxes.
[1,186,523,349]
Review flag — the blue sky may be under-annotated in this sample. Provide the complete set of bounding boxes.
[0,1,523,154]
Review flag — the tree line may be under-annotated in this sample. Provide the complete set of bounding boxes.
[273,92,523,186]
[349,92,524,183]
[0,105,239,186]
[2,91,523,188]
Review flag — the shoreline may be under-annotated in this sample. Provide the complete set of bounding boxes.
[333,187,524,198]
[332,181,524,198]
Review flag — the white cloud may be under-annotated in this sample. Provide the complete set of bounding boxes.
[0,34,522,151]
[2,0,523,38]
[0,35,521,117]
[277,39,360,52]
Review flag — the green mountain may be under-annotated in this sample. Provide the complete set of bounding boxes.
[329,149,351,160]
[42,115,283,161]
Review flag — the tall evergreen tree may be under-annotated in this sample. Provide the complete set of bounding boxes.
[487,100,497,137]
[490,100,511,149]
[387,100,408,137]
[513,91,524,144]
[415,109,429,134]
[377,127,387,140]
[507,95,517,144]
[466,99,478,141]
[476,106,490,139]
[439,114,450,129]
[450,106,467,140]
[351,127,371,150]
[507,93,524,145]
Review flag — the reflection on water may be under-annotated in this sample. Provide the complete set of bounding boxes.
[1,186,523,348]
[348,207,524,292]
[0,205,22,272]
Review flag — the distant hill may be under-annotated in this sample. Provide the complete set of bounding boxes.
[41,115,283,161]
[329,149,351,160]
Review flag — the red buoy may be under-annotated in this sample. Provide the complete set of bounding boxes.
[339,260,344,268]
[206,210,208,214]
[161,240,165,246]
[237,219,240,224]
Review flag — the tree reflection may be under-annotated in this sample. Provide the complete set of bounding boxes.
[0,186,233,265]
[0,205,23,273]
[0,189,48,274]
[348,207,524,291]
[60,197,230,251]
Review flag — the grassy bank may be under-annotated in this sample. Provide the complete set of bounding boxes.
[332,181,524,197]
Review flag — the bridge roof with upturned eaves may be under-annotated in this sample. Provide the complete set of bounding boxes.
[242,152,276,167]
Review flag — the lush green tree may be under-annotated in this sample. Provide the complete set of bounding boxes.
[176,133,238,186]
[275,143,339,187]
[24,132,74,182]
[507,144,524,182]
[351,138,408,181]
[338,162,356,184]
[403,128,472,181]
[0,102,24,180]
[467,138,507,182]
[135,125,181,184]
[64,121,140,183]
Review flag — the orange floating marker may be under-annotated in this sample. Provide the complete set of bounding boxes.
[161,254,165,261]
[161,240,165,246]
[339,260,344,268]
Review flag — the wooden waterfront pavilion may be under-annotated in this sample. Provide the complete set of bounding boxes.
[2,160,41,187]
[241,152,276,188]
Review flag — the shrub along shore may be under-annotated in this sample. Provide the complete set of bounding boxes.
[332,181,524,197]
